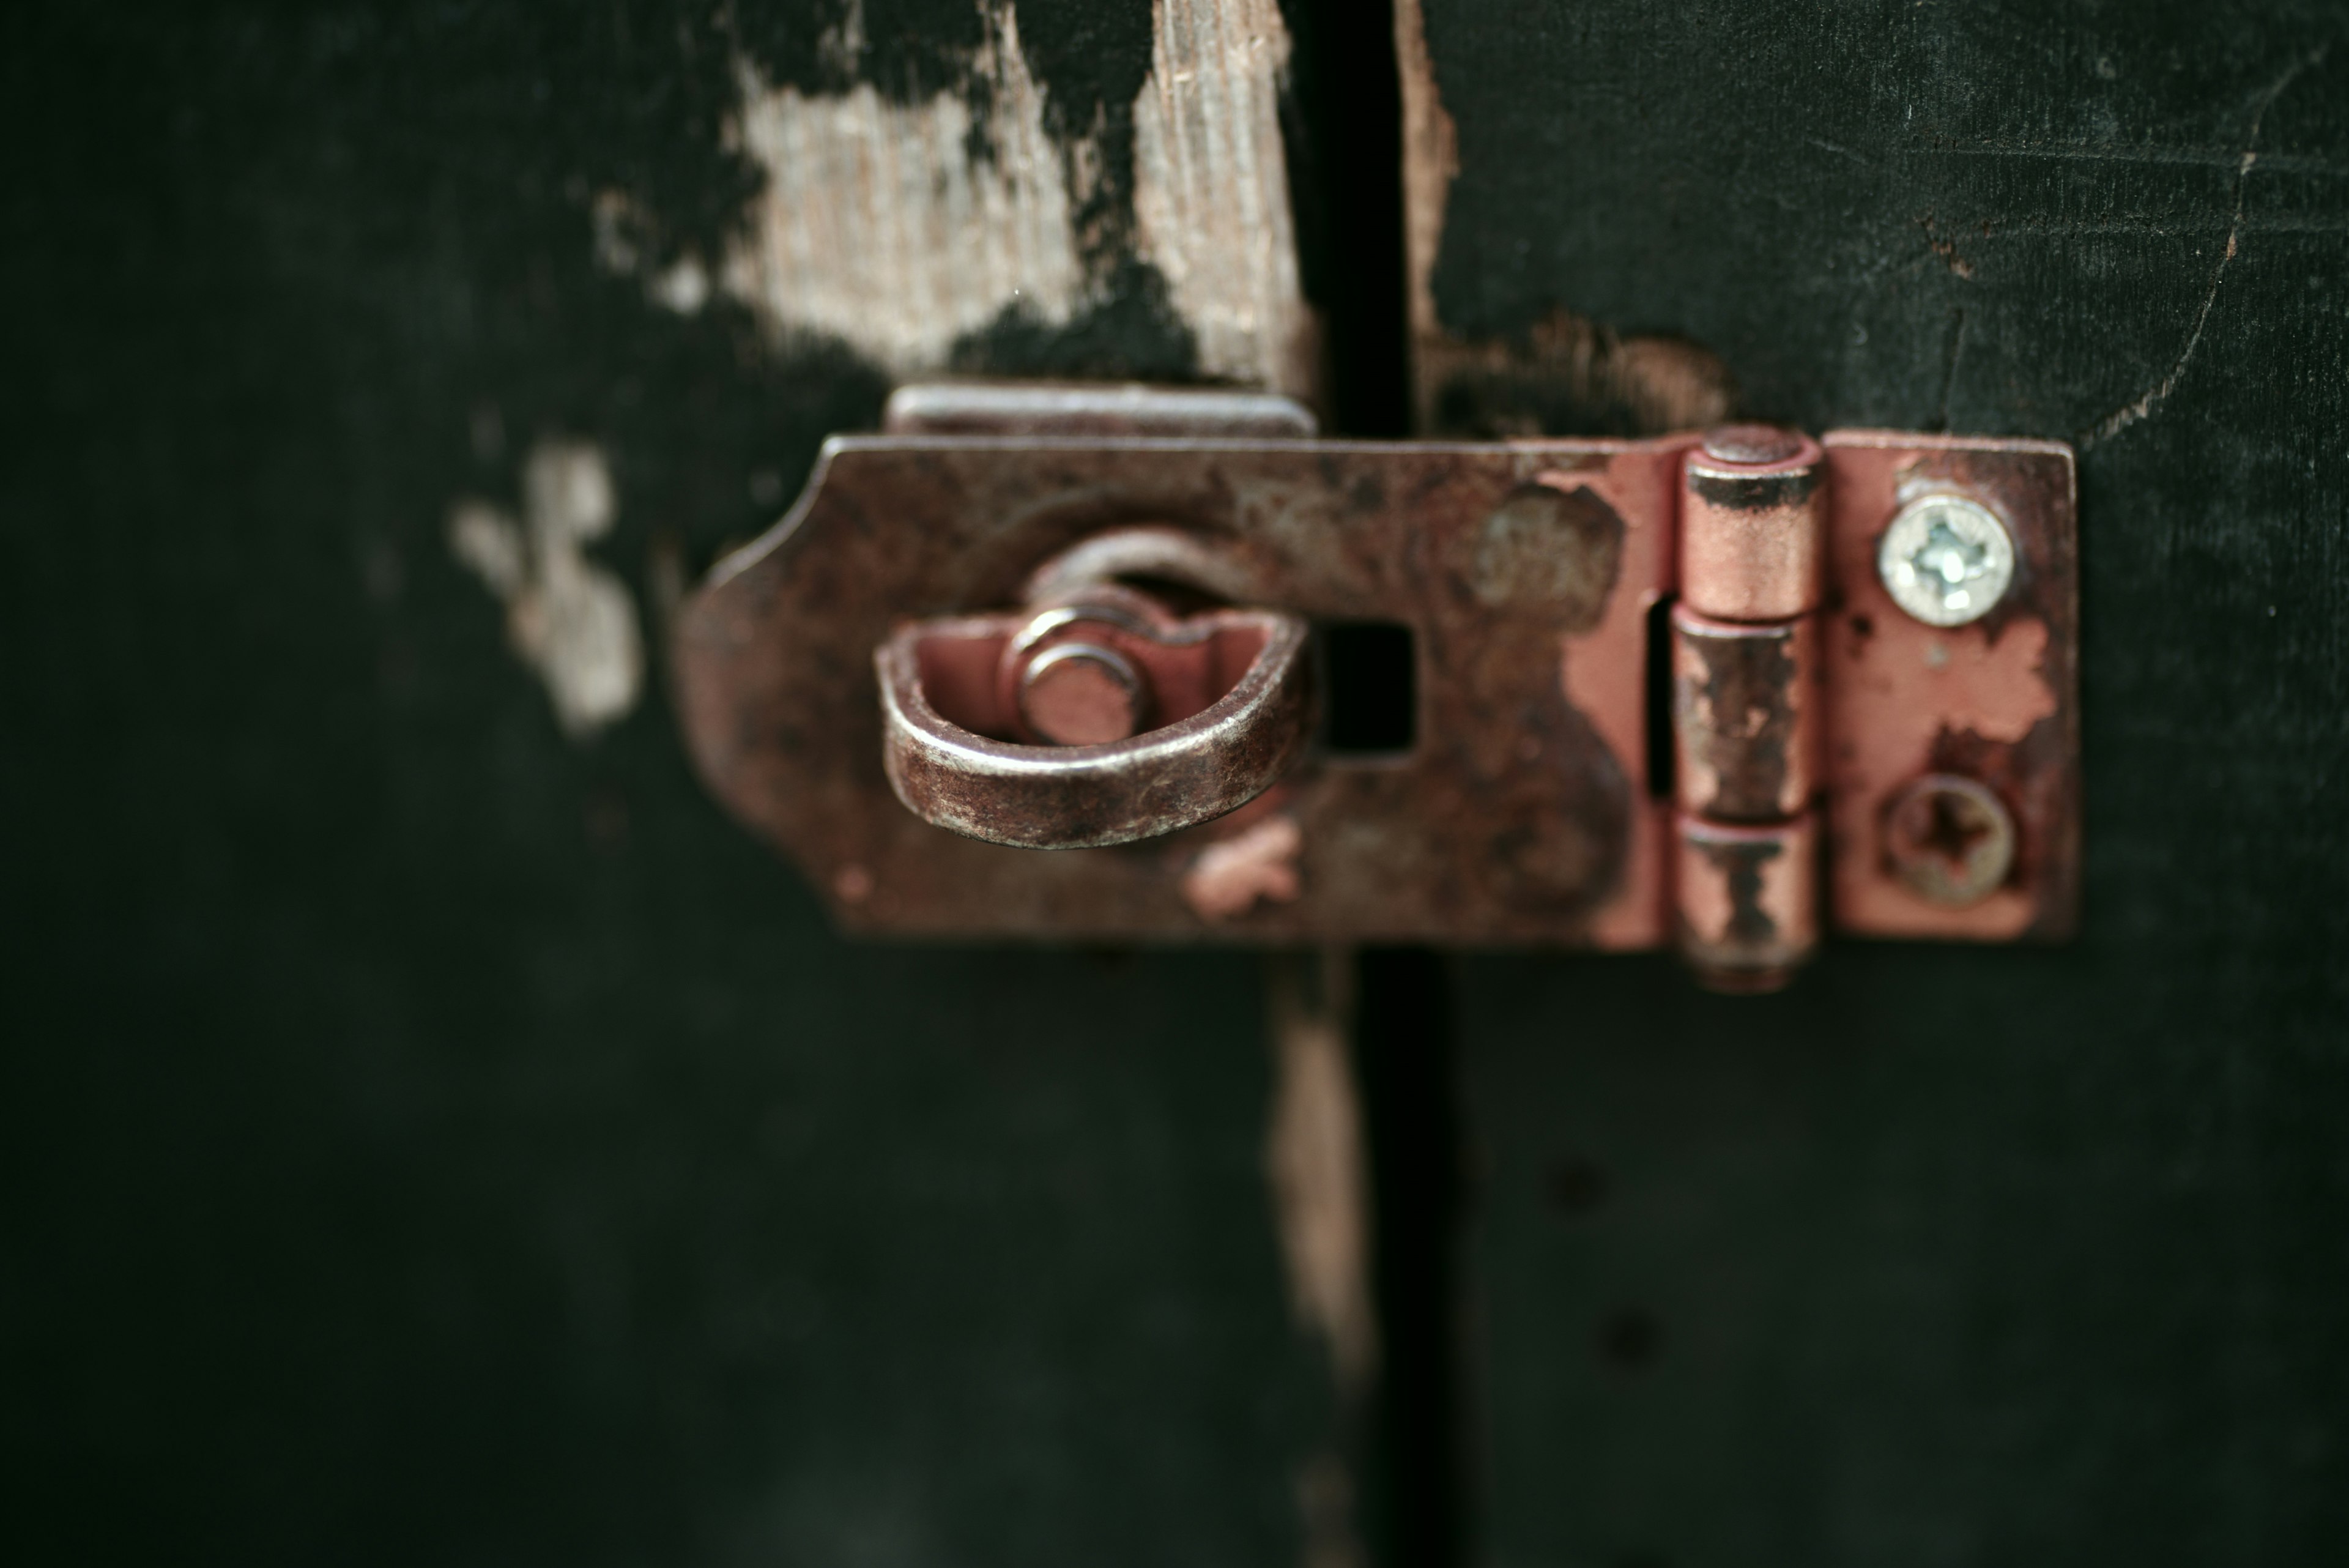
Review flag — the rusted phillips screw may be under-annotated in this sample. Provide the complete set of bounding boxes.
[1017,641,1149,746]
[1877,493,2015,627]
[1884,773,2016,905]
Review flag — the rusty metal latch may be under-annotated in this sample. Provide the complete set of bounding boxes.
[877,581,1312,849]
[676,384,2079,990]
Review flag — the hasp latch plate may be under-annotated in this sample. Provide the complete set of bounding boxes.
[675,385,2077,985]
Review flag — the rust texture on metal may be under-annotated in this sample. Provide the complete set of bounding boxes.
[1671,423,1824,987]
[1670,606,1817,823]
[673,386,2078,960]
[1673,812,1820,992]
[1823,432,2079,941]
[877,593,1313,849]
[1680,426,1825,622]
[674,407,1679,945]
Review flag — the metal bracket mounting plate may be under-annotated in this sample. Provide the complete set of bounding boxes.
[674,388,2077,959]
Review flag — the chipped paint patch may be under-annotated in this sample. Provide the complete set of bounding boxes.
[1181,812,1303,920]
[722,4,1085,372]
[593,1,1316,393]
[449,440,644,737]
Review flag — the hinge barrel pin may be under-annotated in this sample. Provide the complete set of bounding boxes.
[1672,425,1826,991]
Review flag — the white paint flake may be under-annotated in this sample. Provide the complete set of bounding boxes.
[448,440,645,738]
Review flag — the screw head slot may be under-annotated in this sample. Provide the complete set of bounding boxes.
[1877,493,2015,627]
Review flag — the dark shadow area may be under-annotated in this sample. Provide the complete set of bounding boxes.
[1354,947,1466,1568]
[1644,595,1677,801]
[1319,621,1417,756]
[1278,6,1461,1565]
[1277,0,1411,437]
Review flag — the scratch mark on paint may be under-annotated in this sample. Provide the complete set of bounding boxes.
[2082,44,2329,448]
[449,440,644,738]
[1805,135,1875,168]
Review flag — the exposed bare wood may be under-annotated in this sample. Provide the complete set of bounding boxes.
[684,0,1313,397]
[724,6,1082,375]
[1393,0,1458,425]
[1264,949,1378,1397]
[1133,0,1318,400]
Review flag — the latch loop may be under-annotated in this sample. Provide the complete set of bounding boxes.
[875,568,1312,849]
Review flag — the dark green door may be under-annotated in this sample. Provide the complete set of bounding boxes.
[7,4,1357,1562]
[1405,3,2349,1564]
[10,4,2346,1566]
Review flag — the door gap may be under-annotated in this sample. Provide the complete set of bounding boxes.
[1353,947,1465,1568]
[1280,2,1462,1561]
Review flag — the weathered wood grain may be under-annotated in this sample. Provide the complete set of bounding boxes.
[625,0,1319,398]
[725,6,1086,373]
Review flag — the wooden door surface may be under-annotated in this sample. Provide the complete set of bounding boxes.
[9,4,2346,1567]
[7,5,1367,1564]
[1402,3,2349,1565]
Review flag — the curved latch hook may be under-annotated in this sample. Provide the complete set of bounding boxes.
[875,580,1312,849]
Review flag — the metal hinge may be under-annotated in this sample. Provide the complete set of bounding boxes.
[676,384,2078,990]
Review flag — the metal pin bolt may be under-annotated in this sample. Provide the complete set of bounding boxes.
[1877,493,2015,627]
[1017,641,1148,746]
[1884,773,2016,905]
[1699,422,1803,466]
